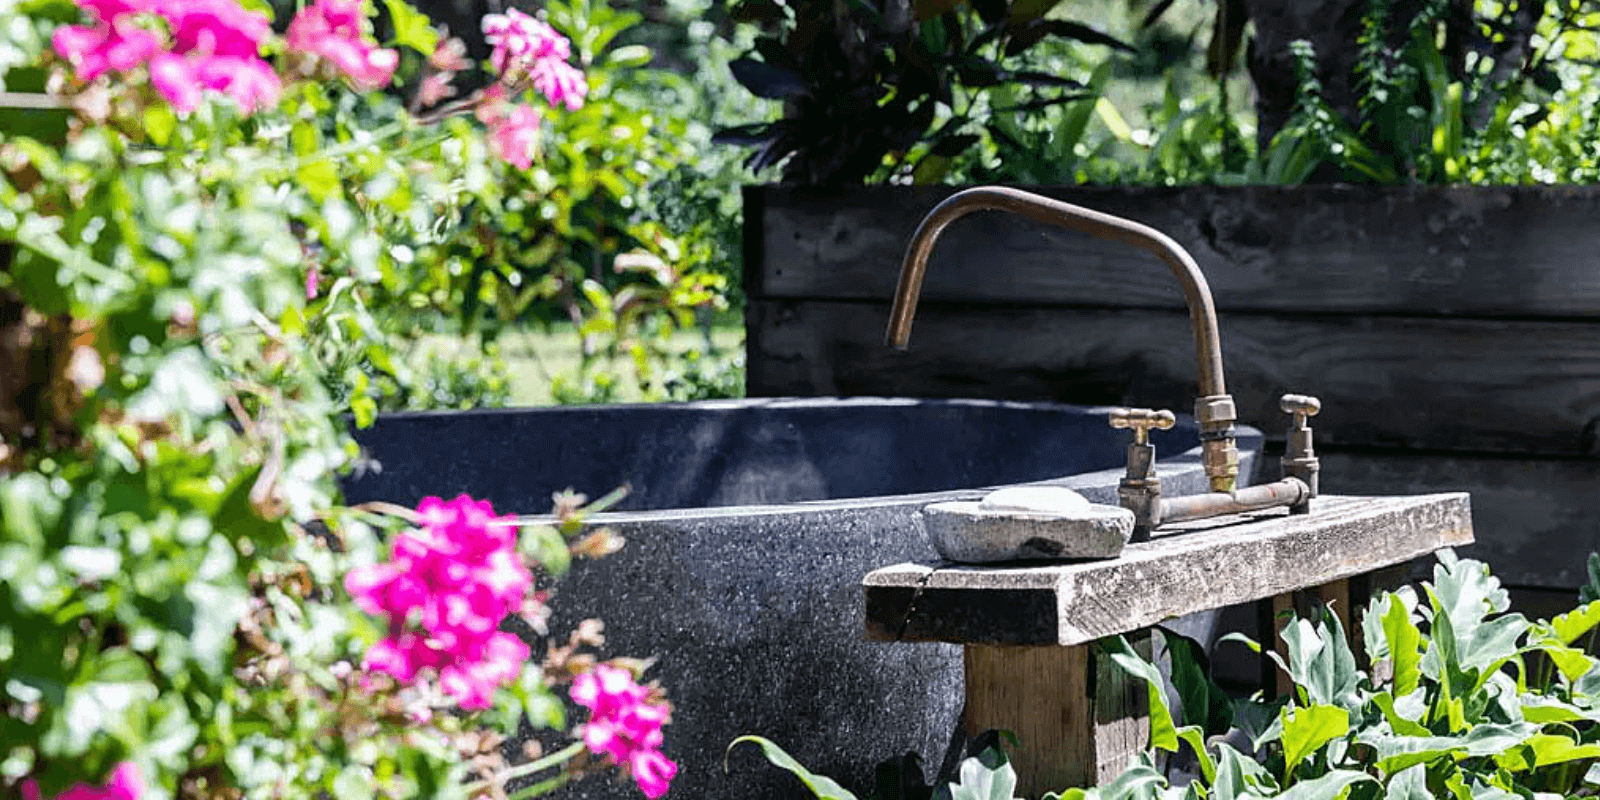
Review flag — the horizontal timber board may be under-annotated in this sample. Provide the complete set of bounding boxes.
[863,493,1472,646]
[746,299,1600,456]
[750,184,1600,317]
[1322,452,1600,590]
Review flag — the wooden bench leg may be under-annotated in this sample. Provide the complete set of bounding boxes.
[963,637,1149,797]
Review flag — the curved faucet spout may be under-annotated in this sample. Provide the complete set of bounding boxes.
[885,186,1240,492]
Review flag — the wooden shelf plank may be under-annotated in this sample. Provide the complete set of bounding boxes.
[863,493,1473,647]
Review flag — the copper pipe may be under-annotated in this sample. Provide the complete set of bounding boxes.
[885,187,1240,491]
[1161,478,1311,525]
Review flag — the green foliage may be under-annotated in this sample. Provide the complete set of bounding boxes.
[0,0,684,794]
[713,0,1134,184]
[728,553,1600,800]
[1091,552,1600,799]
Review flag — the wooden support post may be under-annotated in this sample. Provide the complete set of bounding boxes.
[963,638,1148,797]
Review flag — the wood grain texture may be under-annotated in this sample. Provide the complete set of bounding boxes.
[864,494,1473,646]
[746,299,1600,456]
[963,644,1093,794]
[751,184,1600,316]
[962,641,1149,796]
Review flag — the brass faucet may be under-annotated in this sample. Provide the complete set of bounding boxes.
[884,186,1240,493]
[885,187,1321,538]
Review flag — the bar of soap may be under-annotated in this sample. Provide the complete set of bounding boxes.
[978,485,1091,514]
[923,487,1133,563]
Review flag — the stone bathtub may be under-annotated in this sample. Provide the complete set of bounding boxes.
[340,397,1263,799]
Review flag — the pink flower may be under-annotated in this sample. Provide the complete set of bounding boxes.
[488,104,541,170]
[286,0,397,90]
[530,57,586,111]
[347,495,534,709]
[157,0,272,58]
[52,21,160,82]
[53,0,280,115]
[630,750,677,800]
[31,762,145,800]
[195,55,281,112]
[571,665,675,798]
[148,52,201,112]
[481,9,568,77]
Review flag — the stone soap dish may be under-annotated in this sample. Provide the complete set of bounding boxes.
[923,485,1135,562]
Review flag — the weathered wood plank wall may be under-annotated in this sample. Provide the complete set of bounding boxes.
[744,184,1600,590]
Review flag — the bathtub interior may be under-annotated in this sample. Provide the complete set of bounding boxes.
[340,397,1206,515]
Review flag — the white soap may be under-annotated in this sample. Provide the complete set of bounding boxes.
[978,485,1091,515]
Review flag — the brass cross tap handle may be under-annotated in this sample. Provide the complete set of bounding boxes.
[1109,408,1177,445]
[1279,393,1322,514]
[1280,394,1321,424]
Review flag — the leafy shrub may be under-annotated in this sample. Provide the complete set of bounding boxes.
[0,0,684,795]
[732,552,1600,799]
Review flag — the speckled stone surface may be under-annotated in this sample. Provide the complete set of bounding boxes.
[340,398,1263,799]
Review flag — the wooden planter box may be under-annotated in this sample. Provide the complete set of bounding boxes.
[743,184,1600,595]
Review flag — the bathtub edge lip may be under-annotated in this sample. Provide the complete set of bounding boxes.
[517,425,1263,526]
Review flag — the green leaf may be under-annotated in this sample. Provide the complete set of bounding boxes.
[1519,696,1600,724]
[145,104,176,146]
[1211,741,1274,800]
[1383,764,1430,800]
[945,747,1020,800]
[381,0,439,54]
[1381,592,1423,696]
[726,736,858,800]
[1371,692,1429,737]
[606,44,653,67]
[1549,600,1600,645]
[297,158,341,203]
[1360,723,1537,775]
[1274,770,1374,800]
[1104,636,1178,753]
[1281,704,1350,777]
[1162,628,1233,736]
[1494,733,1600,771]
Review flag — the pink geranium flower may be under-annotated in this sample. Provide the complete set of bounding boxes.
[53,0,280,115]
[530,57,586,111]
[343,495,534,710]
[488,104,542,170]
[285,0,398,90]
[157,0,271,58]
[571,665,676,799]
[52,20,160,82]
[24,762,145,800]
[480,8,588,110]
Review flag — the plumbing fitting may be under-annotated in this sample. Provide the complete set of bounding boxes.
[1110,408,1175,538]
[1107,407,1313,531]
[884,187,1241,494]
[1279,393,1321,514]
[884,186,1328,536]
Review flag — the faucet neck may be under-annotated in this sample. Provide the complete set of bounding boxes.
[886,186,1228,399]
[886,186,1239,492]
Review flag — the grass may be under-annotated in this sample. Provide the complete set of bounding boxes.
[421,323,745,406]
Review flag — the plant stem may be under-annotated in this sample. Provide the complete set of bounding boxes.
[507,770,574,800]
[464,741,585,796]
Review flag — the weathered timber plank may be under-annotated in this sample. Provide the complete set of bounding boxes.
[745,299,1600,456]
[1321,452,1600,589]
[751,184,1600,317]
[863,493,1473,646]
[962,643,1148,795]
